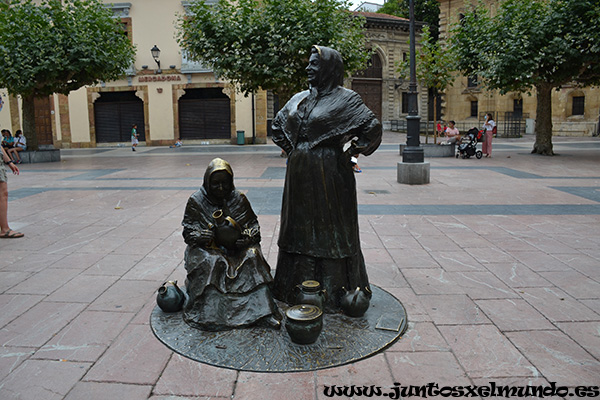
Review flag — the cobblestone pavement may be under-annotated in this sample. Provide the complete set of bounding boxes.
[1,133,599,399]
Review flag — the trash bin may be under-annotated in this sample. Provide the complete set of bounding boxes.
[236,130,245,145]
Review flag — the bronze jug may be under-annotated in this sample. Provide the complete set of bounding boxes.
[212,209,241,250]
[340,287,370,317]
[156,280,185,313]
[295,280,327,310]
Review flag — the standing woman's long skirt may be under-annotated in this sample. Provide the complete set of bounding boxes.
[482,130,493,156]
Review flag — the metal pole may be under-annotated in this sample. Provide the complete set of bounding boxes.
[252,92,256,144]
[402,0,424,163]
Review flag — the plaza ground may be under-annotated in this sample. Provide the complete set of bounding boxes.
[0,132,599,399]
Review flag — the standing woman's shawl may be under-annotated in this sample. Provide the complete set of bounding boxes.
[272,46,381,156]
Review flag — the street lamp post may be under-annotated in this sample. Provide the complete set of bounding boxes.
[402,0,423,164]
[397,0,429,184]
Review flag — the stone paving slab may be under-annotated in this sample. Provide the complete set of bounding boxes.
[0,134,599,399]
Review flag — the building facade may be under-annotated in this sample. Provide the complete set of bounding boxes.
[351,12,429,132]
[438,0,600,137]
[0,2,426,147]
[0,0,264,148]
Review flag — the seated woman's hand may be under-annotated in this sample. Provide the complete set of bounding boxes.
[235,235,251,250]
[198,229,214,246]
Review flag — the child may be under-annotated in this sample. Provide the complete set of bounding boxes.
[1,130,14,150]
[131,124,139,151]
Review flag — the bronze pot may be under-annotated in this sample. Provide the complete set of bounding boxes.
[285,304,323,345]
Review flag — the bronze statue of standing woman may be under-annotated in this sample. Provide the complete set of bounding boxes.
[272,45,382,313]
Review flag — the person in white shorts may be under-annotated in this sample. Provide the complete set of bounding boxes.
[1,145,23,238]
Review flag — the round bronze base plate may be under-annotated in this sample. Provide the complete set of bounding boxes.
[150,285,407,372]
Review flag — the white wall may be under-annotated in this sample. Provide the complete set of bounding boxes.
[0,91,12,131]
[68,87,91,143]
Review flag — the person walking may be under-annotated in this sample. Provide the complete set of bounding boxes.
[1,145,23,238]
[131,124,139,151]
[482,113,496,157]
[351,153,362,173]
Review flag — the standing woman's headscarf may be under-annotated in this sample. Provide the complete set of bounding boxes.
[311,45,344,94]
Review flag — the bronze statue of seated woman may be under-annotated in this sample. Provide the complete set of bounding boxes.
[182,158,281,331]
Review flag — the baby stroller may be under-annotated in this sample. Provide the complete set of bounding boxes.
[456,127,483,159]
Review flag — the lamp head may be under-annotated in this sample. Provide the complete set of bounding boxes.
[151,45,161,61]
[151,45,162,73]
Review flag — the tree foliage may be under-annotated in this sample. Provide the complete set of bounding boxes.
[177,0,371,98]
[0,0,135,150]
[0,0,135,97]
[449,0,600,155]
[378,0,440,41]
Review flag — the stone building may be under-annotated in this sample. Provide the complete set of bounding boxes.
[0,2,426,148]
[438,0,600,137]
[350,12,428,132]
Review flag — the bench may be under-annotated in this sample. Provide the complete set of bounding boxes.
[399,143,456,157]
[16,149,61,164]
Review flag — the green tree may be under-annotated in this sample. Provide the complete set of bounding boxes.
[177,0,370,99]
[0,0,135,150]
[449,0,600,155]
[378,0,440,42]
[397,25,454,143]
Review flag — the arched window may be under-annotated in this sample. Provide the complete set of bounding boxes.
[354,53,383,79]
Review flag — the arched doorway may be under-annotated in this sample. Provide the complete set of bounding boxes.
[178,88,231,140]
[94,91,145,143]
[352,52,383,122]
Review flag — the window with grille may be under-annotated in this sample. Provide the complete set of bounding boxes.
[572,96,585,116]
[402,92,409,114]
[467,75,478,87]
[514,99,523,117]
[119,19,131,40]
[470,101,478,117]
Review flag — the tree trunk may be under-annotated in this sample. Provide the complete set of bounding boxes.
[532,83,554,155]
[22,94,38,151]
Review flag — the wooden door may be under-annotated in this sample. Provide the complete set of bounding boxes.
[352,80,382,122]
[352,53,383,122]
[34,96,54,145]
